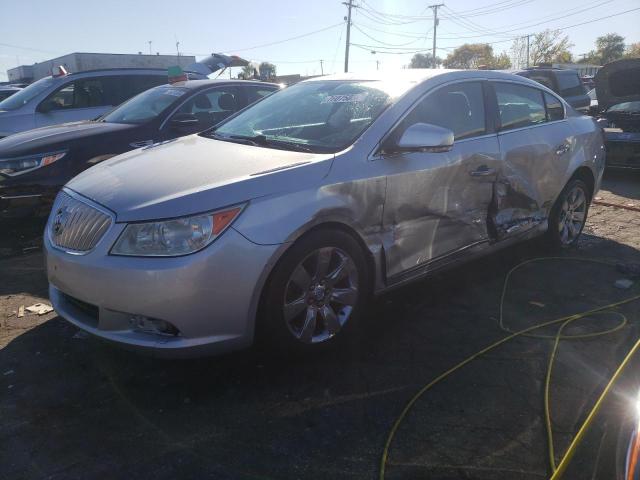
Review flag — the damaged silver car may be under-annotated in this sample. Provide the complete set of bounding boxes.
[45,70,605,357]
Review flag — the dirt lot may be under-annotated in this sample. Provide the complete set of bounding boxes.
[1,170,639,480]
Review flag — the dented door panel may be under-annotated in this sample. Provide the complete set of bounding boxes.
[382,136,500,278]
[493,121,575,238]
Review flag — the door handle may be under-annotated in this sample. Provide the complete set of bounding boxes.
[469,165,496,177]
[556,143,570,155]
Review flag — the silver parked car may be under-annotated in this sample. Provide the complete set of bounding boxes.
[45,70,605,357]
[0,69,174,138]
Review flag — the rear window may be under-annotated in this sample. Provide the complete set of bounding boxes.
[494,82,546,131]
[556,72,586,97]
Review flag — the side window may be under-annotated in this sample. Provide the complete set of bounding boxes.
[245,86,277,105]
[174,87,239,128]
[556,72,586,97]
[43,77,118,110]
[544,92,564,121]
[527,73,555,91]
[494,82,546,131]
[399,81,486,141]
[45,82,75,110]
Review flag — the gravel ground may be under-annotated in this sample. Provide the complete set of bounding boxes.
[1,170,639,480]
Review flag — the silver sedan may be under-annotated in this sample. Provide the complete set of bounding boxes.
[45,70,605,357]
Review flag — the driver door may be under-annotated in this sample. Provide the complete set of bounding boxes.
[382,81,500,279]
[163,86,241,139]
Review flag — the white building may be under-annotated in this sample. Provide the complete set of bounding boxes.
[8,52,196,83]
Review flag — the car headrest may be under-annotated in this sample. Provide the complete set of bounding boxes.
[194,94,212,109]
[218,93,236,111]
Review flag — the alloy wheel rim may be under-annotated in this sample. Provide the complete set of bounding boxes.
[283,247,359,344]
[558,185,587,245]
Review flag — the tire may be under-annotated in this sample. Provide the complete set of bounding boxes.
[259,229,369,353]
[545,179,591,249]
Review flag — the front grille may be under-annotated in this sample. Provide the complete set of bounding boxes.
[49,191,111,252]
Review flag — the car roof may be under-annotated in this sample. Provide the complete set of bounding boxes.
[306,68,541,86]
[174,79,280,90]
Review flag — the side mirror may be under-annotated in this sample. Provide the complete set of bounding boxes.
[38,100,57,114]
[384,123,454,154]
[170,112,199,129]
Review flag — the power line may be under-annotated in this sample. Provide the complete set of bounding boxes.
[351,6,640,55]
[435,0,618,40]
[194,22,345,55]
[352,23,424,47]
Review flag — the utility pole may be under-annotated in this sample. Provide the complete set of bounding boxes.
[320,59,324,75]
[525,34,531,67]
[429,3,444,68]
[376,59,379,70]
[343,0,354,73]
[148,41,153,55]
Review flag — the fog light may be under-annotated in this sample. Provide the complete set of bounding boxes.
[130,315,180,336]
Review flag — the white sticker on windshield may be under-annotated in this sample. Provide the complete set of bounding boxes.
[321,93,367,104]
[162,88,186,97]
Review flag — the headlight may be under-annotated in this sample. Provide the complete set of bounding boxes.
[110,205,245,256]
[0,151,67,176]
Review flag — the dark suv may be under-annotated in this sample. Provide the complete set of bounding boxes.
[516,67,590,112]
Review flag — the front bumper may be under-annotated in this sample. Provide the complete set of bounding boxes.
[45,223,280,358]
[0,186,57,220]
[604,130,640,168]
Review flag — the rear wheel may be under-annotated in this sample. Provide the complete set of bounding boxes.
[260,230,368,353]
[545,179,590,248]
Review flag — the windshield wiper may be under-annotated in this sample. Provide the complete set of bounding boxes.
[214,133,315,152]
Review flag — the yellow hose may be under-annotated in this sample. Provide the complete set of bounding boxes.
[379,257,640,480]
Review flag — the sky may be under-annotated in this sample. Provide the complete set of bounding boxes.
[1,0,639,81]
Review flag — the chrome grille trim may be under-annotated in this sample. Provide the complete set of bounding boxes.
[48,190,113,253]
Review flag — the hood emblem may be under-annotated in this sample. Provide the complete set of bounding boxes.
[52,206,69,236]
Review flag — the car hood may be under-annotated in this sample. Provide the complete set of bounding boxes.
[66,134,334,222]
[595,58,640,111]
[0,121,135,156]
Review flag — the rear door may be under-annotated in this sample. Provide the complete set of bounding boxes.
[381,80,500,278]
[490,81,574,239]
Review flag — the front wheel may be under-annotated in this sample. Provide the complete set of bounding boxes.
[545,179,590,248]
[259,230,368,353]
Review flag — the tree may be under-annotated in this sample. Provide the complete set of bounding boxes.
[240,64,257,79]
[443,43,511,69]
[258,62,277,80]
[529,29,573,65]
[596,33,625,64]
[510,37,528,69]
[492,52,512,69]
[408,52,441,68]
[625,42,640,59]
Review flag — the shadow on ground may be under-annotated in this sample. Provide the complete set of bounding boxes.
[601,169,640,201]
[1,236,640,480]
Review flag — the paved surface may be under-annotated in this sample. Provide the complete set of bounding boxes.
[1,170,639,480]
